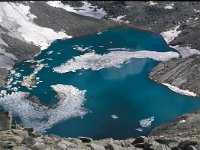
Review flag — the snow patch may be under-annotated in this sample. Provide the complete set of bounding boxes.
[161,26,200,58]
[0,2,72,50]
[47,1,107,19]
[161,25,181,44]
[0,84,87,133]
[109,15,127,23]
[53,50,180,73]
[172,45,200,58]
[148,1,157,6]
[162,83,197,97]
[194,9,200,13]
[0,54,15,69]
[164,3,174,9]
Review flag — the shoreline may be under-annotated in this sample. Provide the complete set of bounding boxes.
[1,1,200,147]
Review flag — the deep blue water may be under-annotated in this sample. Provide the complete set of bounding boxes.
[1,27,200,140]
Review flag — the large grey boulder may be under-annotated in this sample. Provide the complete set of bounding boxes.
[0,111,12,131]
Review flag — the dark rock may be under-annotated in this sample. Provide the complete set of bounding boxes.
[4,141,16,149]
[78,137,93,143]
[132,136,147,145]
[0,112,12,131]
[104,144,115,150]
[178,140,198,149]
[11,124,21,129]
[134,142,153,149]
[21,137,35,146]
[155,138,179,148]
[185,145,198,150]
[24,127,34,133]
[28,132,41,138]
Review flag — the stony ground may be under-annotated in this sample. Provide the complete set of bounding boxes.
[1,125,200,150]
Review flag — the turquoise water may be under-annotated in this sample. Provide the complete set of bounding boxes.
[1,27,200,140]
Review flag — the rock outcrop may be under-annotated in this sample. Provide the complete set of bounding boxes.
[0,111,12,131]
[149,109,200,139]
[149,54,200,97]
[0,112,200,150]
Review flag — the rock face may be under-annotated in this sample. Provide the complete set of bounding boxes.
[149,55,200,97]
[0,112,12,131]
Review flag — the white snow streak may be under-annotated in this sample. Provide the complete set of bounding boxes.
[162,83,197,97]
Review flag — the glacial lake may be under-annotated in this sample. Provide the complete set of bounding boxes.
[1,27,200,140]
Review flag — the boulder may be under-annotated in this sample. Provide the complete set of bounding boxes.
[0,112,12,131]
[78,137,93,143]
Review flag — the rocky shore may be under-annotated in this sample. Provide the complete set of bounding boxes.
[1,112,200,150]
[148,55,200,97]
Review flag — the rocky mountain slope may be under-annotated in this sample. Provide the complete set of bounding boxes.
[0,1,117,87]
[149,55,200,97]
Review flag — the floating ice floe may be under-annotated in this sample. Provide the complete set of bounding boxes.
[0,84,87,133]
[0,2,72,50]
[47,51,53,55]
[162,83,197,97]
[136,128,143,132]
[111,115,119,119]
[139,116,155,128]
[21,63,45,88]
[107,48,129,51]
[47,1,107,19]
[73,45,93,52]
[53,50,180,73]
